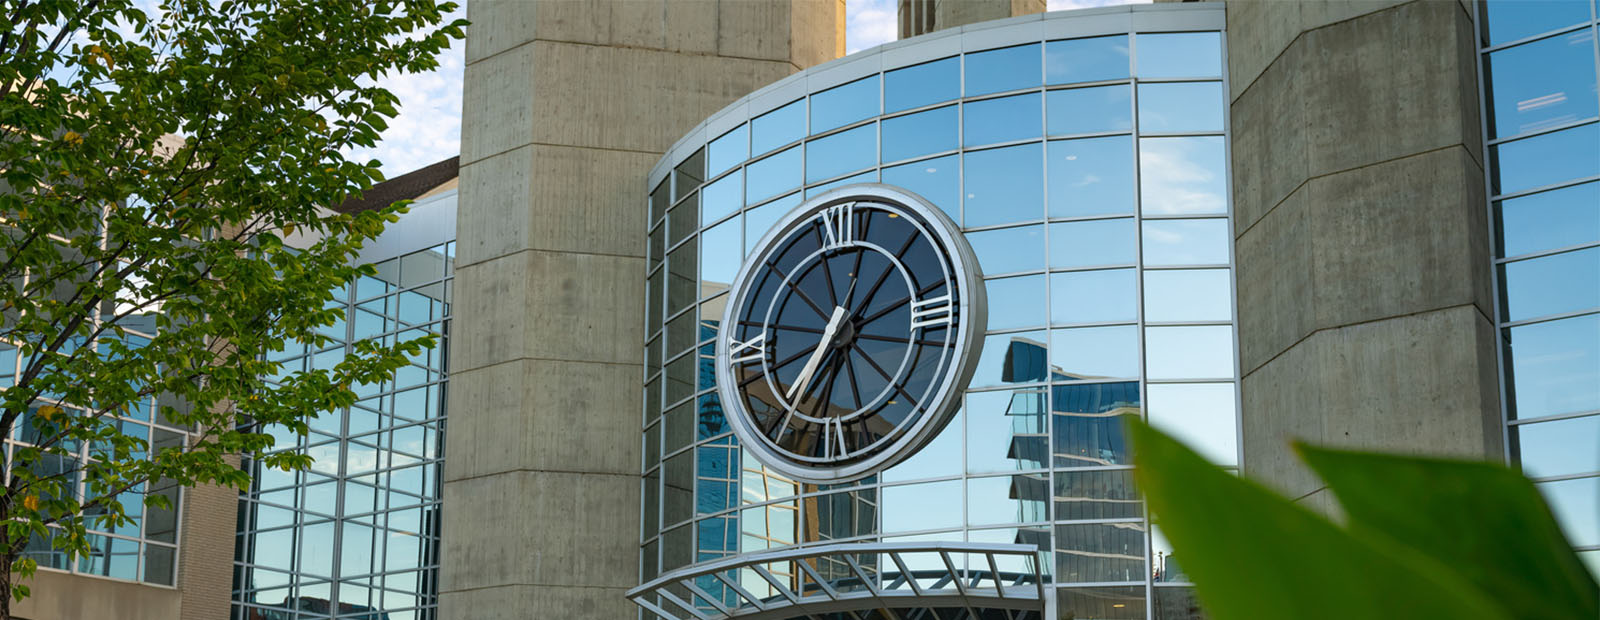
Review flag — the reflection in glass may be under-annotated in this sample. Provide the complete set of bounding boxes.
[1137,32,1222,78]
[884,410,962,482]
[805,170,877,197]
[882,105,957,163]
[752,99,804,156]
[967,225,1045,275]
[674,148,705,202]
[1154,586,1206,618]
[700,218,741,296]
[701,170,742,227]
[744,193,801,255]
[973,330,1049,388]
[1051,325,1139,380]
[1055,522,1145,583]
[1142,219,1230,266]
[1500,247,1600,321]
[1058,586,1145,620]
[986,275,1048,330]
[1049,136,1135,218]
[967,389,1049,474]
[1147,383,1237,466]
[1496,181,1599,258]
[745,146,802,204]
[1144,269,1232,322]
[966,44,1041,96]
[811,75,880,134]
[1045,35,1130,85]
[1140,136,1227,215]
[1537,476,1599,547]
[1150,525,1188,583]
[801,487,879,545]
[708,125,748,177]
[1492,123,1600,196]
[1516,414,1600,478]
[668,191,697,247]
[969,474,1048,525]
[696,439,739,516]
[965,93,1043,147]
[667,236,699,315]
[1482,0,1592,45]
[1138,82,1225,133]
[1051,218,1135,268]
[885,56,959,113]
[1048,84,1132,136]
[806,123,877,183]
[1054,469,1140,520]
[1145,326,1234,380]
[1505,314,1600,419]
[882,480,962,533]
[1052,269,1137,325]
[965,143,1044,227]
[1485,29,1597,138]
[883,155,959,222]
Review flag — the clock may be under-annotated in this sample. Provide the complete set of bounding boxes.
[715,184,986,483]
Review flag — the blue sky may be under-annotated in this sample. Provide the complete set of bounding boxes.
[360,0,1149,178]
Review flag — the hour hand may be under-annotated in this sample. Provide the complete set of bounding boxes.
[786,305,848,401]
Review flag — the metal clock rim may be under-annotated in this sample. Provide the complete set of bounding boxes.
[715,183,987,484]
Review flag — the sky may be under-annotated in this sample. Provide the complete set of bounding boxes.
[360,0,1150,179]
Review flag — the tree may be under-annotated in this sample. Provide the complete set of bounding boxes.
[0,0,464,615]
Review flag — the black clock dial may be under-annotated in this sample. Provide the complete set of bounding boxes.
[717,186,985,482]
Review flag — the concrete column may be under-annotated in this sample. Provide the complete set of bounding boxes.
[899,0,1045,39]
[444,1,842,618]
[1227,0,1500,513]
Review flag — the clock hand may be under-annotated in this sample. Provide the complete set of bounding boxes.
[787,305,848,401]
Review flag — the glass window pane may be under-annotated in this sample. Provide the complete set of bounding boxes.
[1146,325,1234,380]
[883,480,963,533]
[806,169,876,197]
[752,99,804,156]
[1496,181,1600,257]
[746,146,802,204]
[1486,30,1598,138]
[1048,84,1132,136]
[668,237,698,315]
[967,388,1049,474]
[1046,35,1131,85]
[966,44,1041,96]
[969,474,1048,525]
[745,193,801,255]
[1049,136,1136,218]
[1142,219,1230,266]
[1140,136,1227,215]
[673,149,705,202]
[811,75,880,134]
[1500,247,1600,321]
[1151,525,1190,583]
[1516,414,1600,478]
[1482,0,1593,46]
[1506,314,1600,419]
[708,125,748,177]
[987,274,1047,330]
[1154,587,1204,617]
[1055,522,1145,583]
[669,192,697,247]
[1052,269,1137,325]
[1144,269,1232,322]
[884,409,963,482]
[1147,382,1238,466]
[1136,32,1222,78]
[1059,586,1146,619]
[884,154,960,222]
[1051,218,1136,268]
[1138,82,1225,133]
[1493,123,1600,196]
[883,105,957,163]
[1054,469,1141,520]
[964,93,1043,147]
[886,56,959,113]
[968,225,1046,275]
[143,544,175,585]
[806,123,877,184]
[1537,476,1599,547]
[651,179,670,225]
[700,218,741,297]
[974,330,1050,388]
[1052,381,1141,468]
[1051,325,1139,380]
[965,143,1044,227]
[702,170,742,227]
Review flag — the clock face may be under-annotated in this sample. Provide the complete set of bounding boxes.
[715,185,985,483]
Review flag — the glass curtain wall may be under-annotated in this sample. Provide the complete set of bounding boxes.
[1476,0,1600,578]
[232,235,454,620]
[642,14,1235,620]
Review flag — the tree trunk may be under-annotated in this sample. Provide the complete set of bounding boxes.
[1,548,13,620]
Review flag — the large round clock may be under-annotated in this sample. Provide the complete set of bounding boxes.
[715,184,986,483]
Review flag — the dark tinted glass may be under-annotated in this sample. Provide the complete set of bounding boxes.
[1046,35,1131,84]
[885,56,959,113]
[966,44,1042,96]
[1052,381,1140,467]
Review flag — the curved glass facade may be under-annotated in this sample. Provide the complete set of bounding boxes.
[643,10,1234,619]
[1477,0,1600,577]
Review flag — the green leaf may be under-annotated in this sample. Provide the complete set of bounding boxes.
[1128,420,1509,620]
[1298,444,1599,619]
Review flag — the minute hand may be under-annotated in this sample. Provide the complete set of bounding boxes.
[787,306,849,401]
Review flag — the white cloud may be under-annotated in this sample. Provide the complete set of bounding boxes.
[348,5,466,179]
[847,0,898,54]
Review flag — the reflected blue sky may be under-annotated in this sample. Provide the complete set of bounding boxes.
[1050,136,1136,218]
[1499,247,1600,322]
[885,56,959,113]
[965,93,1044,146]
[1482,0,1594,46]
[1138,82,1225,133]
[709,125,748,178]
[746,146,802,204]
[966,44,1041,96]
[1136,32,1222,78]
[987,275,1049,330]
[966,143,1045,227]
[1052,270,1137,324]
[1538,476,1598,547]
[1145,326,1234,380]
[812,75,881,134]
[1496,181,1599,257]
[1147,383,1237,466]
[1142,219,1230,265]
[968,225,1046,275]
[1493,123,1599,195]
[1144,269,1232,322]
[1486,29,1597,138]
[806,123,877,183]
[1517,414,1600,478]
[1139,137,1227,215]
[883,105,957,163]
[1051,326,1139,380]
[1048,84,1132,136]
[883,155,960,221]
[1051,219,1136,268]
[1506,314,1600,419]
[1046,35,1130,85]
[752,100,804,156]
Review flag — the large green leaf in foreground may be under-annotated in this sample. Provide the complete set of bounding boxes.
[1129,421,1519,619]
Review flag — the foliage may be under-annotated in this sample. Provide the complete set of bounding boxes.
[1130,420,1598,620]
[0,0,463,610]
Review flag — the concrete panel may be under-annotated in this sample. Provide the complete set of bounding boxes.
[459,42,535,166]
[439,470,641,592]
[457,144,659,268]
[14,571,181,620]
[1225,0,1416,102]
[666,0,720,55]
[792,0,848,68]
[450,249,645,373]
[438,583,636,620]
[1234,185,1313,375]
[1227,35,1308,231]
[444,357,641,482]
[719,0,793,62]
[462,0,539,65]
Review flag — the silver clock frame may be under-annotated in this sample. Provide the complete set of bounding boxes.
[715,183,987,484]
